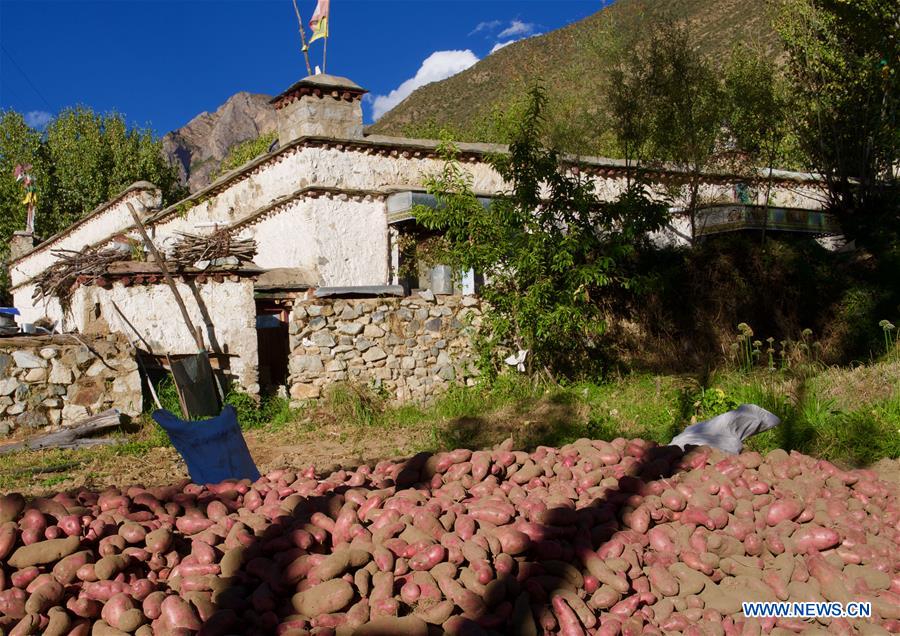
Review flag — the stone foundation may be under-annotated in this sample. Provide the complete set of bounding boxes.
[288,293,481,403]
[0,334,141,437]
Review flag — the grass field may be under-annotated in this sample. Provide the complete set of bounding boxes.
[1,354,897,496]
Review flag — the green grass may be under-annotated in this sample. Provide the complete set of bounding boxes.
[294,358,898,469]
[2,357,895,495]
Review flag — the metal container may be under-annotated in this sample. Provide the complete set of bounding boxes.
[430,265,454,295]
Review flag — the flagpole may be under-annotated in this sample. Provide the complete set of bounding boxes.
[291,0,313,76]
[322,3,328,76]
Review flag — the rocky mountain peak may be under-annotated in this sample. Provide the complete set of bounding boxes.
[163,91,277,192]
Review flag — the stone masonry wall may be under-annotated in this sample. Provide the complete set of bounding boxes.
[288,293,481,403]
[0,334,141,437]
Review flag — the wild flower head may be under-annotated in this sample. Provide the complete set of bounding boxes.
[737,323,754,337]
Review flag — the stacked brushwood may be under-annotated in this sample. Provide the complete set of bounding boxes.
[32,245,132,305]
[168,231,257,268]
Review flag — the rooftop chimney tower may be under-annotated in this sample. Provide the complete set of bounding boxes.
[270,74,367,146]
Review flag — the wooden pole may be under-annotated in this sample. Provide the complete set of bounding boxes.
[291,0,314,76]
[126,202,205,352]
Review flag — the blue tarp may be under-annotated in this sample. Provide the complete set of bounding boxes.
[152,405,260,484]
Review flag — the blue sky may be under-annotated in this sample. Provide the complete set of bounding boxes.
[0,0,603,135]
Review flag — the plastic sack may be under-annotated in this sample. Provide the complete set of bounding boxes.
[670,403,781,454]
[152,405,260,484]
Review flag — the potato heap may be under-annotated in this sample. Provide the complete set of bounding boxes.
[0,438,897,635]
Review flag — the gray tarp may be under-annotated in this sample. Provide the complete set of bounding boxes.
[670,404,781,454]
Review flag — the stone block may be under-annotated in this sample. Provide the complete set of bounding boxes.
[363,325,385,338]
[15,410,48,429]
[290,383,321,400]
[86,360,109,377]
[338,323,364,335]
[306,304,323,317]
[363,347,387,362]
[312,331,336,347]
[48,360,73,385]
[325,359,346,372]
[418,289,435,302]
[12,350,46,369]
[355,338,373,352]
[24,367,47,383]
[0,377,18,396]
[425,318,442,332]
[292,355,324,373]
[401,357,416,370]
[71,379,104,408]
[7,403,25,415]
[40,347,58,360]
[62,404,90,423]
[0,353,11,376]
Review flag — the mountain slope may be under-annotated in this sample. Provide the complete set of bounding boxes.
[368,0,782,149]
[163,92,277,192]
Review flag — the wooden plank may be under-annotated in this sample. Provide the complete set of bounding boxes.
[0,409,122,455]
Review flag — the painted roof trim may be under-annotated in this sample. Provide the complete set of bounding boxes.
[18,132,826,270]
[143,134,824,231]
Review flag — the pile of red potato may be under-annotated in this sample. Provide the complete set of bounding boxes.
[1,437,898,635]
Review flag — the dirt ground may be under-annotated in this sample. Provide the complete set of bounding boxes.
[0,419,436,498]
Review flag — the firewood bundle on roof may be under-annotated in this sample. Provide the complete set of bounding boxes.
[32,244,132,304]
[168,230,257,268]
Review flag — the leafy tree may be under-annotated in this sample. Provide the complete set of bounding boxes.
[776,0,899,250]
[414,89,668,378]
[42,108,184,235]
[0,107,184,296]
[607,23,726,239]
[723,45,793,241]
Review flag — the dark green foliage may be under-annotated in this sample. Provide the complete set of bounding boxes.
[414,89,668,378]
[0,107,184,299]
[618,235,900,371]
[776,0,899,250]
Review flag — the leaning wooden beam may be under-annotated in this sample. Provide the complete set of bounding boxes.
[126,202,205,352]
[0,409,122,455]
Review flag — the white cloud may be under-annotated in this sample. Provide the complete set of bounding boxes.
[498,20,535,39]
[371,50,479,120]
[470,20,502,36]
[490,40,516,54]
[25,110,52,130]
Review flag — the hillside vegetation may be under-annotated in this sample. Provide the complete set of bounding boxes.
[369,0,782,153]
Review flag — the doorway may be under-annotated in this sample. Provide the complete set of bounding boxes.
[255,300,290,395]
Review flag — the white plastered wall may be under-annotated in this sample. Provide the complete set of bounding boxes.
[65,279,258,392]
[238,196,388,285]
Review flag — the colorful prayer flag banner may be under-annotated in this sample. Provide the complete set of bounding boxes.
[309,0,330,43]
